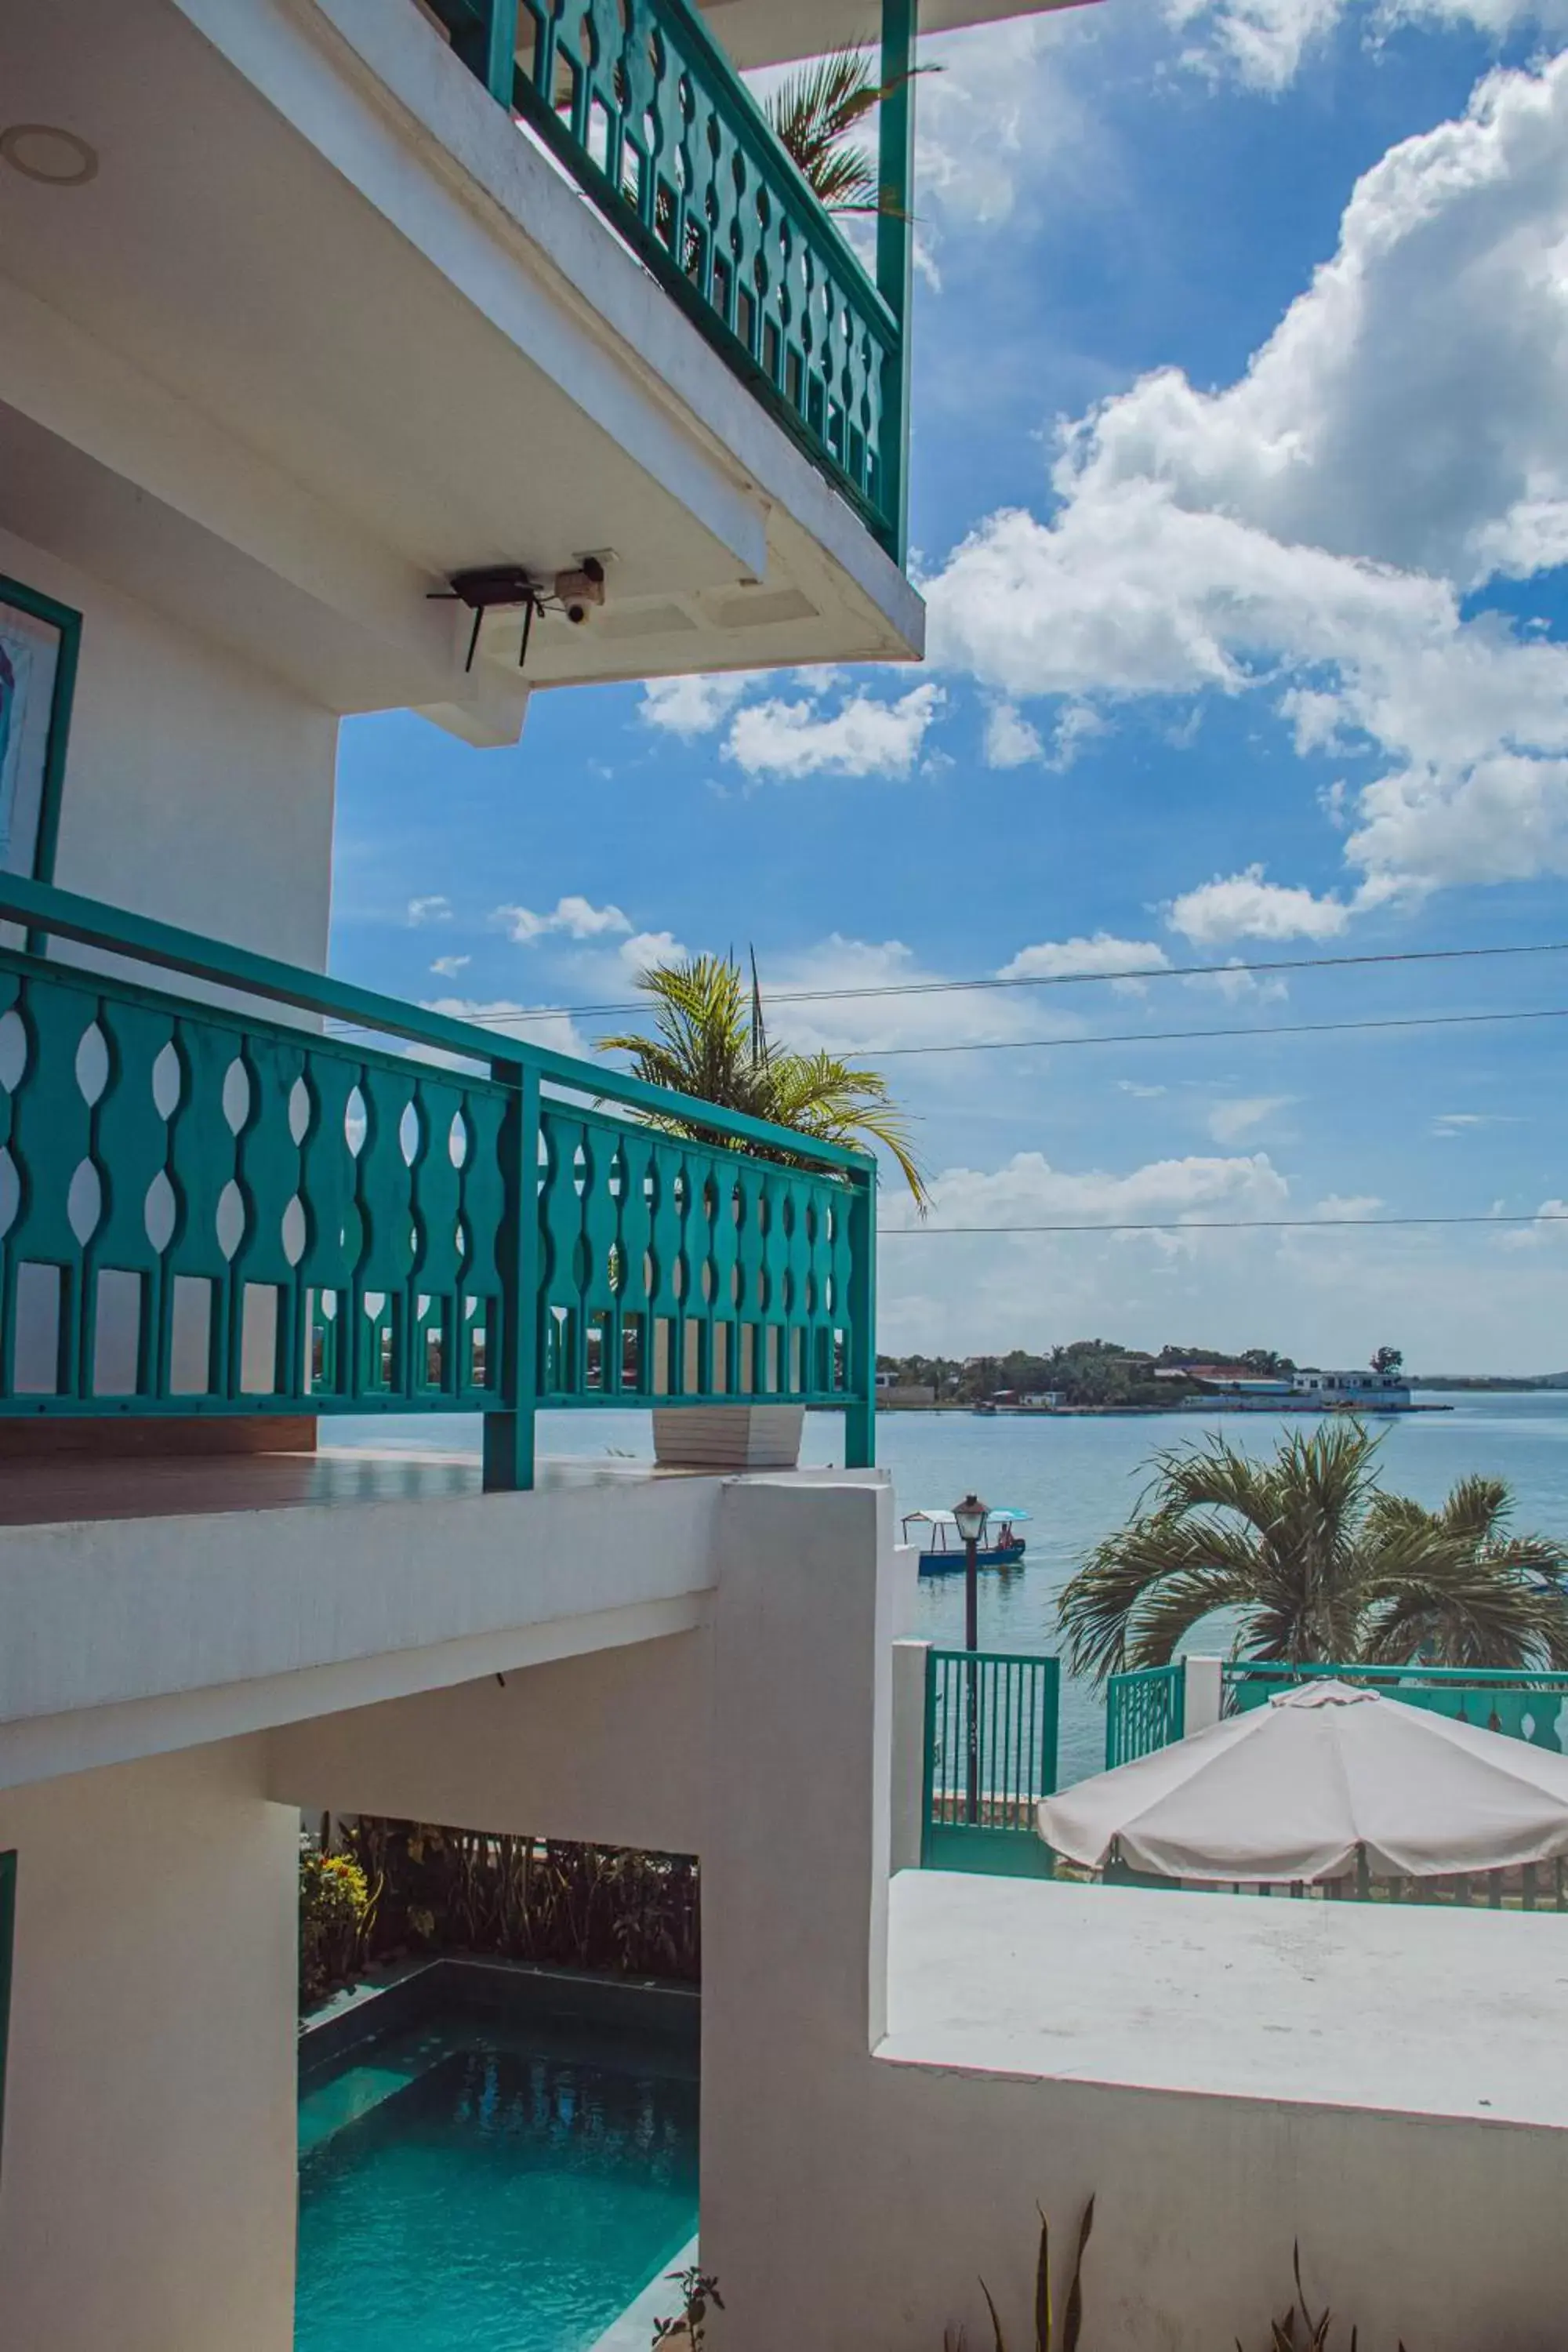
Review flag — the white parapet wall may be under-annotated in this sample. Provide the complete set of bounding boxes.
[699,1483,1568,2351]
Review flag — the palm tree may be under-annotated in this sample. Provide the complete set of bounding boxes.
[598,949,929,1209]
[764,47,928,216]
[1058,1420,1568,1684]
[1358,1475,1568,1668]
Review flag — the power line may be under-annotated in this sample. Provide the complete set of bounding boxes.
[865,1004,1568,1059]
[333,933,1568,1036]
[746,937,1568,1007]
[345,999,1568,1062]
[880,1212,1568,1237]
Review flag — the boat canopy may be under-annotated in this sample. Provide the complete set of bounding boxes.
[902,1506,1033,1526]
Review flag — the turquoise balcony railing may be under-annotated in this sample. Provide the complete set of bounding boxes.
[1105,1658,1568,1769]
[1104,1661,1185,1769]
[0,877,876,1489]
[425,0,913,561]
[1223,1661,1568,1751]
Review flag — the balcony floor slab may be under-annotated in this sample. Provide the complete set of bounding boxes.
[0,1441,691,1530]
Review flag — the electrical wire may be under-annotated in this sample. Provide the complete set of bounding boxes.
[864,1004,1568,1059]
[333,932,1568,1035]
[879,1212,1568,1237]
[330,1000,1568,1059]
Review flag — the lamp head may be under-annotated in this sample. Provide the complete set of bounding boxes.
[952,1493,989,1545]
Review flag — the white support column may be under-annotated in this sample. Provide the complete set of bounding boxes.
[1183,1654,1224,1734]
[702,1472,902,2327]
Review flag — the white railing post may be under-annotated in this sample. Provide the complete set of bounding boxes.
[1183,1655,1223,1734]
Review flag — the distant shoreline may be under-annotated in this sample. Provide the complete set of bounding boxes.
[878,1399,1457,1417]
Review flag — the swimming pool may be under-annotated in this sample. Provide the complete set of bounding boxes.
[297,1975,699,2352]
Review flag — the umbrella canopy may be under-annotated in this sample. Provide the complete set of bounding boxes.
[1038,1679,1568,1883]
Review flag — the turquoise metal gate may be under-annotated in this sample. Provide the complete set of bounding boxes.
[920,1648,1060,1877]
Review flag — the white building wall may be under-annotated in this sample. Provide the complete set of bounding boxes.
[0,1739,299,2352]
[267,1629,710,1853]
[0,521,337,968]
[701,1480,1568,2352]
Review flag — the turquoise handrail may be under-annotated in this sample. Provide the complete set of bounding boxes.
[426,0,909,560]
[0,877,877,1485]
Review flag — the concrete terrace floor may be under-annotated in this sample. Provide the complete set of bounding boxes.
[0,1442,698,1526]
[882,1869,1568,2130]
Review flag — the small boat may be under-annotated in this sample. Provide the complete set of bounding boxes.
[901,1506,1030,1574]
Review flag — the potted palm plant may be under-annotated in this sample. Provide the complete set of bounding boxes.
[599,951,927,1469]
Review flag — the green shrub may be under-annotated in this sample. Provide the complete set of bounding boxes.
[299,1839,371,2005]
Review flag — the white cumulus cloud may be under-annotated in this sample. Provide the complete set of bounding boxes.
[416,998,595,1064]
[724,685,944,781]
[1000,934,1172,986]
[496,895,632,944]
[639,673,755,736]
[1168,867,1354,945]
[984,702,1044,768]
[924,56,1568,912]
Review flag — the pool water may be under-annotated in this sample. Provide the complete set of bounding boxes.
[296,2008,700,2352]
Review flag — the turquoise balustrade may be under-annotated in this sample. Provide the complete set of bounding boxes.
[921,1647,1060,1877]
[0,877,876,1488]
[424,0,911,560]
[1105,1661,1185,1769]
[1224,1661,1568,1754]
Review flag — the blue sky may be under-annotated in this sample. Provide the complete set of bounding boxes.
[333,0,1568,1373]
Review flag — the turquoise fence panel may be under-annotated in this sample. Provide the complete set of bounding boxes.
[1105,1662,1185,1769]
[423,0,907,558]
[1224,1662,1568,1752]
[0,877,877,1485]
[921,1648,1060,1877]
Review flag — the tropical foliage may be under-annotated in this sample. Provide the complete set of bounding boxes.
[298,1840,372,2003]
[336,1819,700,1985]
[1058,1420,1568,1683]
[601,949,929,1208]
[763,46,926,216]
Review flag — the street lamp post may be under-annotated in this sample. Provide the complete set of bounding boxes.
[952,1491,989,1824]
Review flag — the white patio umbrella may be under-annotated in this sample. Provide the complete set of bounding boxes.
[1038,1679,1568,1884]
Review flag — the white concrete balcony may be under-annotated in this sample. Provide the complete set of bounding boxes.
[0,0,925,752]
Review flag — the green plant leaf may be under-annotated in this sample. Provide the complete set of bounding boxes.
[979,2278,1007,2352]
[1033,2208,1051,2352]
[1062,2196,1094,2352]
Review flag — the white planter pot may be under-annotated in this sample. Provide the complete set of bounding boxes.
[652,1403,805,1472]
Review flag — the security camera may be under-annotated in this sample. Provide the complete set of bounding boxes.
[554,555,607,626]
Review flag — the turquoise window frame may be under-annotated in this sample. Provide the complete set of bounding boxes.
[0,570,82,898]
[0,1850,14,2177]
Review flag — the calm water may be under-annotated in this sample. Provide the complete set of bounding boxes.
[296,2011,699,2352]
[337,1392,1568,1789]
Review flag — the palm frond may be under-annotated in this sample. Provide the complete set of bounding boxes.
[597,950,927,1205]
[763,45,934,216]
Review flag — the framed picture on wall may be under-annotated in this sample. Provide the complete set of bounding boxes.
[0,575,81,886]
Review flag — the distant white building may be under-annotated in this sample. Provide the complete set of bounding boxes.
[1292,1367,1414,1409]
